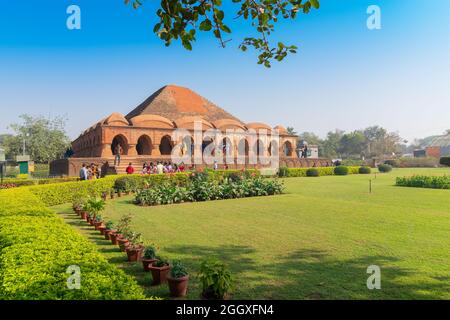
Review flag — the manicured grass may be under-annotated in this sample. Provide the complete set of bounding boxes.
[54,168,450,300]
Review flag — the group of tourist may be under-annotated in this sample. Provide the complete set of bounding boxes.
[125,161,188,175]
[79,163,101,180]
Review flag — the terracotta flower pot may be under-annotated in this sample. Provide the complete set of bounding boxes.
[104,229,114,240]
[81,211,87,220]
[110,232,122,245]
[117,192,122,198]
[168,275,189,297]
[149,263,170,285]
[89,218,95,226]
[125,246,144,262]
[142,258,158,272]
[98,225,106,235]
[101,192,107,201]
[118,238,130,252]
[110,193,115,199]
[94,221,103,230]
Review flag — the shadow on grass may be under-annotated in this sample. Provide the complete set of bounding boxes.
[60,210,449,300]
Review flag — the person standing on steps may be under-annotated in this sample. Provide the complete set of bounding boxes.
[114,144,123,167]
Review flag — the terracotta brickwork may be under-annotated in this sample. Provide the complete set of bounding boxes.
[54,85,326,176]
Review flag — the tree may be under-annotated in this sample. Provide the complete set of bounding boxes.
[339,131,366,158]
[322,129,344,158]
[125,0,320,67]
[286,127,298,135]
[4,114,70,163]
[298,131,323,155]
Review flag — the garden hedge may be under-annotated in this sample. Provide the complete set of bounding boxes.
[281,166,363,177]
[396,175,450,189]
[0,177,80,188]
[0,187,147,300]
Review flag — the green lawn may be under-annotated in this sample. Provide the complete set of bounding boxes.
[54,168,450,300]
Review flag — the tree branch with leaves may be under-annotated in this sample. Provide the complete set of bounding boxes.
[125,0,320,67]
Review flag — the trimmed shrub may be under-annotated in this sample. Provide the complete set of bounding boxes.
[334,166,349,176]
[306,168,320,177]
[378,164,393,173]
[278,166,289,177]
[396,175,450,189]
[358,166,372,174]
[384,160,399,167]
[440,157,450,167]
[0,188,147,300]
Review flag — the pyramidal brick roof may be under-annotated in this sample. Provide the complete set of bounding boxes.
[126,85,244,124]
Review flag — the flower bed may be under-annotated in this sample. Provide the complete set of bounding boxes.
[395,175,450,189]
[0,187,146,300]
[135,172,284,206]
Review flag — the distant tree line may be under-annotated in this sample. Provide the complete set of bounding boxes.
[1,114,70,163]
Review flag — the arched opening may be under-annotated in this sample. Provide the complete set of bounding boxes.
[159,135,173,155]
[222,137,233,157]
[268,140,279,156]
[238,139,249,157]
[202,137,214,155]
[253,139,264,156]
[181,136,194,156]
[136,135,152,155]
[283,141,293,156]
[111,134,129,155]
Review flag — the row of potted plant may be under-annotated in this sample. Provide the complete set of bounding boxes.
[72,197,232,299]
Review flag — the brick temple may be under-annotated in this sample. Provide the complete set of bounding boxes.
[51,85,331,176]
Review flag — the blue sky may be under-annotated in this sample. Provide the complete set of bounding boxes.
[0,0,449,142]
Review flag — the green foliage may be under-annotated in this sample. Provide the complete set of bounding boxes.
[143,245,158,260]
[378,164,393,173]
[3,114,70,163]
[199,258,232,299]
[85,198,105,216]
[135,176,284,206]
[358,166,372,174]
[154,257,169,268]
[105,221,115,230]
[125,0,320,67]
[439,157,450,167]
[28,176,118,206]
[0,188,146,300]
[306,168,319,177]
[116,214,133,237]
[334,166,349,176]
[278,166,289,177]
[170,261,188,279]
[396,175,450,189]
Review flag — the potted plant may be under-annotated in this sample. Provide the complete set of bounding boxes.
[101,191,108,201]
[94,214,104,231]
[167,260,189,297]
[104,221,116,240]
[142,245,158,272]
[88,212,95,226]
[149,256,170,285]
[111,214,132,245]
[118,230,130,252]
[110,188,115,199]
[125,231,144,262]
[199,258,232,300]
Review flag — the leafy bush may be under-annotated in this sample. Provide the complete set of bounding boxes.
[396,175,450,189]
[306,168,319,177]
[170,261,188,279]
[154,257,170,267]
[134,176,284,206]
[440,157,450,167]
[378,164,393,173]
[0,188,147,300]
[358,166,371,174]
[143,245,158,260]
[334,166,349,176]
[199,258,232,299]
[278,166,289,177]
[341,159,366,166]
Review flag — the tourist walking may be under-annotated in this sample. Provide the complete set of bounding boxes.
[156,161,164,174]
[114,144,123,166]
[79,163,88,180]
